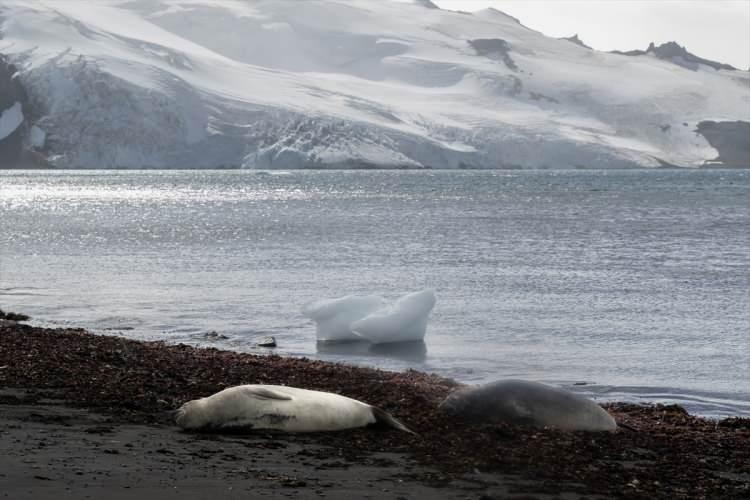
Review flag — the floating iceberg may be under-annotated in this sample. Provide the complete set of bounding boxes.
[302,295,386,343]
[351,289,436,344]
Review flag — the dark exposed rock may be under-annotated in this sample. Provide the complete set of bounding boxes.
[469,39,518,71]
[0,309,30,321]
[647,41,736,71]
[612,42,737,71]
[257,336,277,348]
[203,331,229,340]
[611,48,648,57]
[696,121,750,167]
[413,0,439,9]
[529,91,559,104]
[560,34,591,50]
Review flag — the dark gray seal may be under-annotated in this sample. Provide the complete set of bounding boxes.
[439,379,617,432]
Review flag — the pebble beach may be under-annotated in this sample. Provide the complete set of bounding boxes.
[1,322,748,499]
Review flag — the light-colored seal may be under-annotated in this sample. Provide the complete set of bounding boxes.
[439,379,617,432]
[175,384,414,434]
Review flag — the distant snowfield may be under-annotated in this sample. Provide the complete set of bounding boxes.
[1,0,748,168]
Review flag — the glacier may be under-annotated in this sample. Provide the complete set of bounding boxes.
[1,0,748,168]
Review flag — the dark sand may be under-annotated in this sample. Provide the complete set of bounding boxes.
[1,323,749,499]
[2,391,535,500]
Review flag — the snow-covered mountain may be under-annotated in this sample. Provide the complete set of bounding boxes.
[0,0,748,168]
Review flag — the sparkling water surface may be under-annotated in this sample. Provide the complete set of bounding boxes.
[1,169,748,417]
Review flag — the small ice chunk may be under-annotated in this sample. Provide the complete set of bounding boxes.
[351,289,436,344]
[303,294,386,342]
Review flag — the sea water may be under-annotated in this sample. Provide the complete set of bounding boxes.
[1,169,748,417]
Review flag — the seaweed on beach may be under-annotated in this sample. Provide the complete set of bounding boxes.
[1,323,748,498]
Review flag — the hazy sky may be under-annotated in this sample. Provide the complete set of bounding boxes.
[432,0,750,69]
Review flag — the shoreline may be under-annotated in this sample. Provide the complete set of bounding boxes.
[1,322,749,498]
[3,166,750,171]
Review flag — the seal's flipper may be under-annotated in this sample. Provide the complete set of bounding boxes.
[371,406,416,435]
[242,387,294,401]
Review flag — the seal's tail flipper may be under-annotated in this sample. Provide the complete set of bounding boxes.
[174,405,188,427]
[371,406,417,435]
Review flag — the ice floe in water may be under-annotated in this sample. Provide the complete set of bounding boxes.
[303,290,436,344]
[302,295,386,342]
[351,289,436,344]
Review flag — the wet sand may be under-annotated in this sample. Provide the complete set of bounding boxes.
[1,323,749,498]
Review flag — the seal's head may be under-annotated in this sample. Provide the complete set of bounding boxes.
[175,399,210,429]
[438,386,485,418]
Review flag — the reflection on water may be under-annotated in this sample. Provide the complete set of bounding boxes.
[369,340,427,362]
[317,340,427,363]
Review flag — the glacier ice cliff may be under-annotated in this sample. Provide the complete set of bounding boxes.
[1,0,748,169]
